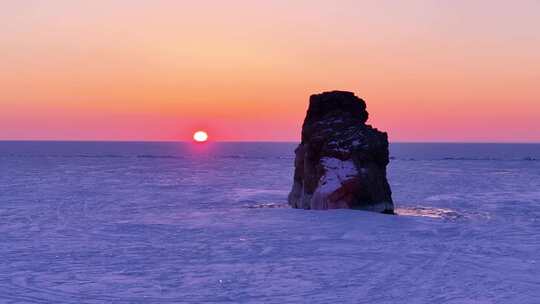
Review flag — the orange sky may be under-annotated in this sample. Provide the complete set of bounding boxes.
[1,1,539,142]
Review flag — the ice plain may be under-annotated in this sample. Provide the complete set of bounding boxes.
[0,142,539,303]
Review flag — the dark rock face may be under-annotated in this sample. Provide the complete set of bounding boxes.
[288,91,394,213]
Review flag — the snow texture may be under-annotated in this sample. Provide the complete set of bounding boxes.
[0,142,539,303]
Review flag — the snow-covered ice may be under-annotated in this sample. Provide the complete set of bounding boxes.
[0,142,539,303]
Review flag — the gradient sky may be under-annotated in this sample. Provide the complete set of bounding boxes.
[2,0,539,142]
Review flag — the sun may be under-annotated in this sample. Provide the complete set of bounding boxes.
[193,131,209,142]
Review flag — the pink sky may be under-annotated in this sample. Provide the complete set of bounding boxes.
[1,1,539,142]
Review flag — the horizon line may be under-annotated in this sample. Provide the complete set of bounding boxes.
[1,139,539,144]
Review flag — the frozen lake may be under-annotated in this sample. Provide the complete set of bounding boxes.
[1,142,539,303]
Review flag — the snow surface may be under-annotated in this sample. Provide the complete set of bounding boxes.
[0,142,539,303]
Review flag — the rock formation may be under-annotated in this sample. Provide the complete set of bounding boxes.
[288,91,394,214]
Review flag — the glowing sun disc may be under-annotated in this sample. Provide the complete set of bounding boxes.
[193,131,208,142]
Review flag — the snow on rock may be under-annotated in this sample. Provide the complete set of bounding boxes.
[319,158,358,192]
[312,158,357,209]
